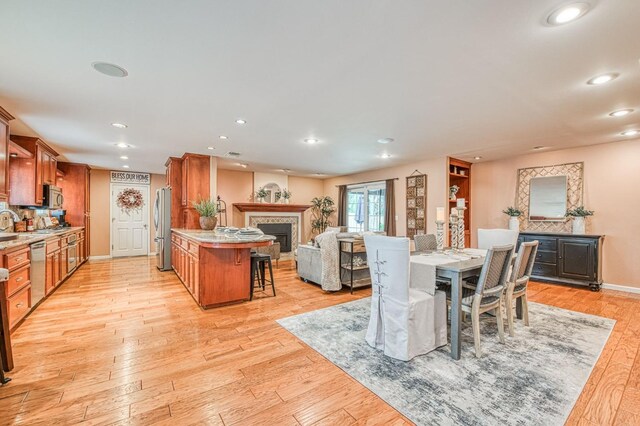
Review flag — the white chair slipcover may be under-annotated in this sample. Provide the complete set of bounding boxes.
[477,229,519,250]
[364,235,447,361]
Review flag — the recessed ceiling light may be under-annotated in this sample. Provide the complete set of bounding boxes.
[377,138,394,144]
[547,3,590,25]
[621,130,639,137]
[587,73,619,85]
[474,156,482,160]
[304,138,319,144]
[236,163,248,168]
[219,135,228,140]
[609,109,634,117]
[207,146,214,150]
[120,155,128,160]
[533,146,546,150]
[92,62,128,78]
[9,153,18,158]
[281,168,291,173]
[380,153,392,159]
[314,173,325,176]
[122,165,130,169]
[111,122,128,129]
[235,119,246,124]
[116,142,130,148]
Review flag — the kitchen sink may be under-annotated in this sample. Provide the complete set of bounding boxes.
[0,234,18,242]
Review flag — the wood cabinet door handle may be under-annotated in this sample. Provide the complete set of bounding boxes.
[16,277,23,282]
[16,302,23,308]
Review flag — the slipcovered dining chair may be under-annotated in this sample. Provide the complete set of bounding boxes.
[477,229,519,250]
[446,244,513,357]
[505,240,539,336]
[413,234,437,251]
[465,229,519,287]
[364,235,448,361]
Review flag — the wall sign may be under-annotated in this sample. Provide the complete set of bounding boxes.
[110,171,151,184]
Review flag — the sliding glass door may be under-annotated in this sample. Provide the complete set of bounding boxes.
[346,182,386,232]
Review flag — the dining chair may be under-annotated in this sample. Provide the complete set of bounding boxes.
[505,240,538,337]
[413,234,437,251]
[364,235,448,361]
[477,228,519,250]
[446,244,513,357]
[464,229,519,288]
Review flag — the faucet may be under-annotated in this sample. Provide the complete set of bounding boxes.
[0,209,21,231]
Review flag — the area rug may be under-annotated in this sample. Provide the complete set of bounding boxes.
[277,298,614,426]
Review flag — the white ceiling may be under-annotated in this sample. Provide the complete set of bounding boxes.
[0,1,639,176]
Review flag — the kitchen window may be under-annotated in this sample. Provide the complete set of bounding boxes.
[346,182,386,232]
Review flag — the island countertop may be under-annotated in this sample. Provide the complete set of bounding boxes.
[171,228,275,248]
[170,229,274,308]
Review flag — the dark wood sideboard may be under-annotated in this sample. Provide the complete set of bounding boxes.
[517,231,604,291]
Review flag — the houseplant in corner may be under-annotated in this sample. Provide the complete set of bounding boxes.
[310,196,336,235]
[566,206,594,235]
[502,206,523,231]
[192,197,218,230]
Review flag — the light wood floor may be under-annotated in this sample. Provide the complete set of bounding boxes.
[0,257,638,425]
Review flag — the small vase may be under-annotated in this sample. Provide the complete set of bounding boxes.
[284,198,290,204]
[258,198,264,204]
[572,217,586,235]
[199,216,217,230]
[508,216,519,231]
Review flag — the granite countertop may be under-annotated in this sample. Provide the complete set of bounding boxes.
[0,227,85,251]
[172,228,276,244]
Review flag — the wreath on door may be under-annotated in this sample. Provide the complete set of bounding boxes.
[116,188,145,212]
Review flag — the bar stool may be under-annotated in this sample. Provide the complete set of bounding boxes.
[250,253,276,300]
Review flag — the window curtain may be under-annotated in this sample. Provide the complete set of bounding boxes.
[337,185,347,227]
[385,179,396,236]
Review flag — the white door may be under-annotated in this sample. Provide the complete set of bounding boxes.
[111,184,149,257]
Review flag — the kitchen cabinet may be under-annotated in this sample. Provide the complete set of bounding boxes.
[45,238,61,295]
[180,153,210,229]
[9,136,59,206]
[0,106,14,202]
[3,246,32,330]
[57,163,91,260]
[171,233,200,303]
[165,157,183,228]
[517,232,604,291]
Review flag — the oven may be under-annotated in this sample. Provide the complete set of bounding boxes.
[67,233,78,273]
[43,184,64,209]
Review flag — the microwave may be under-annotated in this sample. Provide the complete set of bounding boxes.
[43,184,64,209]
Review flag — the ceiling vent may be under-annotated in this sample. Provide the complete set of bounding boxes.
[226,151,241,157]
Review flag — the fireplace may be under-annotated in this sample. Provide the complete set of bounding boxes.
[257,223,292,252]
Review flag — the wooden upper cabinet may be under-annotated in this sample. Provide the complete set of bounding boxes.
[57,163,91,259]
[9,135,59,206]
[0,106,14,202]
[180,153,210,208]
[165,157,183,229]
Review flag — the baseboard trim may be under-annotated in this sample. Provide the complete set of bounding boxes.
[601,282,640,294]
[148,252,157,256]
[89,255,112,260]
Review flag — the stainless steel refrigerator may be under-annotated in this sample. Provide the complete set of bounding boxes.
[154,187,172,271]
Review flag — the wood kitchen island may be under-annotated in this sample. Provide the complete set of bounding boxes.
[170,229,275,309]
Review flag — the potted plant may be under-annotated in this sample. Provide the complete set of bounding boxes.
[255,187,268,203]
[192,197,218,230]
[310,196,336,235]
[281,188,292,204]
[502,206,523,231]
[565,206,594,235]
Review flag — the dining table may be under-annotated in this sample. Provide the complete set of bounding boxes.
[410,249,521,360]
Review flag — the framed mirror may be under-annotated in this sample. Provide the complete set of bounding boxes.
[528,175,567,221]
[263,182,281,203]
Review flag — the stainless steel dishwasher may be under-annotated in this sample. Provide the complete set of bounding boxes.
[30,241,46,307]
